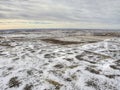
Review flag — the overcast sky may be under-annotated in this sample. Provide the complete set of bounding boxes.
[0,0,120,29]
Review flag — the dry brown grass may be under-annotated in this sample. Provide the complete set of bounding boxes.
[46,79,62,90]
[41,38,82,45]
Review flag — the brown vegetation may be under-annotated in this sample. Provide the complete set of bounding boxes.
[41,38,81,45]
[46,79,62,90]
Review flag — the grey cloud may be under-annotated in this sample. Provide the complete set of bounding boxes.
[0,0,120,24]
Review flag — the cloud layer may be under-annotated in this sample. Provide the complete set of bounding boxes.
[0,0,120,29]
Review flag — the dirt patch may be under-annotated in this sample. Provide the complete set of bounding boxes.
[7,67,13,70]
[64,58,74,62]
[44,53,55,58]
[86,79,98,89]
[65,78,72,82]
[67,65,79,69]
[24,84,33,90]
[27,70,33,75]
[110,65,120,70]
[0,43,13,47]
[8,77,21,88]
[105,75,120,79]
[85,67,100,74]
[13,58,19,61]
[54,64,64,69]
[75,55,96,64]
[46,79,63,90]
[115,60,120,66]
[86,78,117,90]
[75,50,111,64]
[41,38,82,45]
[84,50,111,59]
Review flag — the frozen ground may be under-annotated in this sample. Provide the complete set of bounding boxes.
[0,30,120,90]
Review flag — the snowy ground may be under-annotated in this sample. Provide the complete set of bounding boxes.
[0,30,120,90]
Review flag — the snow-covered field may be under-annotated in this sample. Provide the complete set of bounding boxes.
[0,30,120,90]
